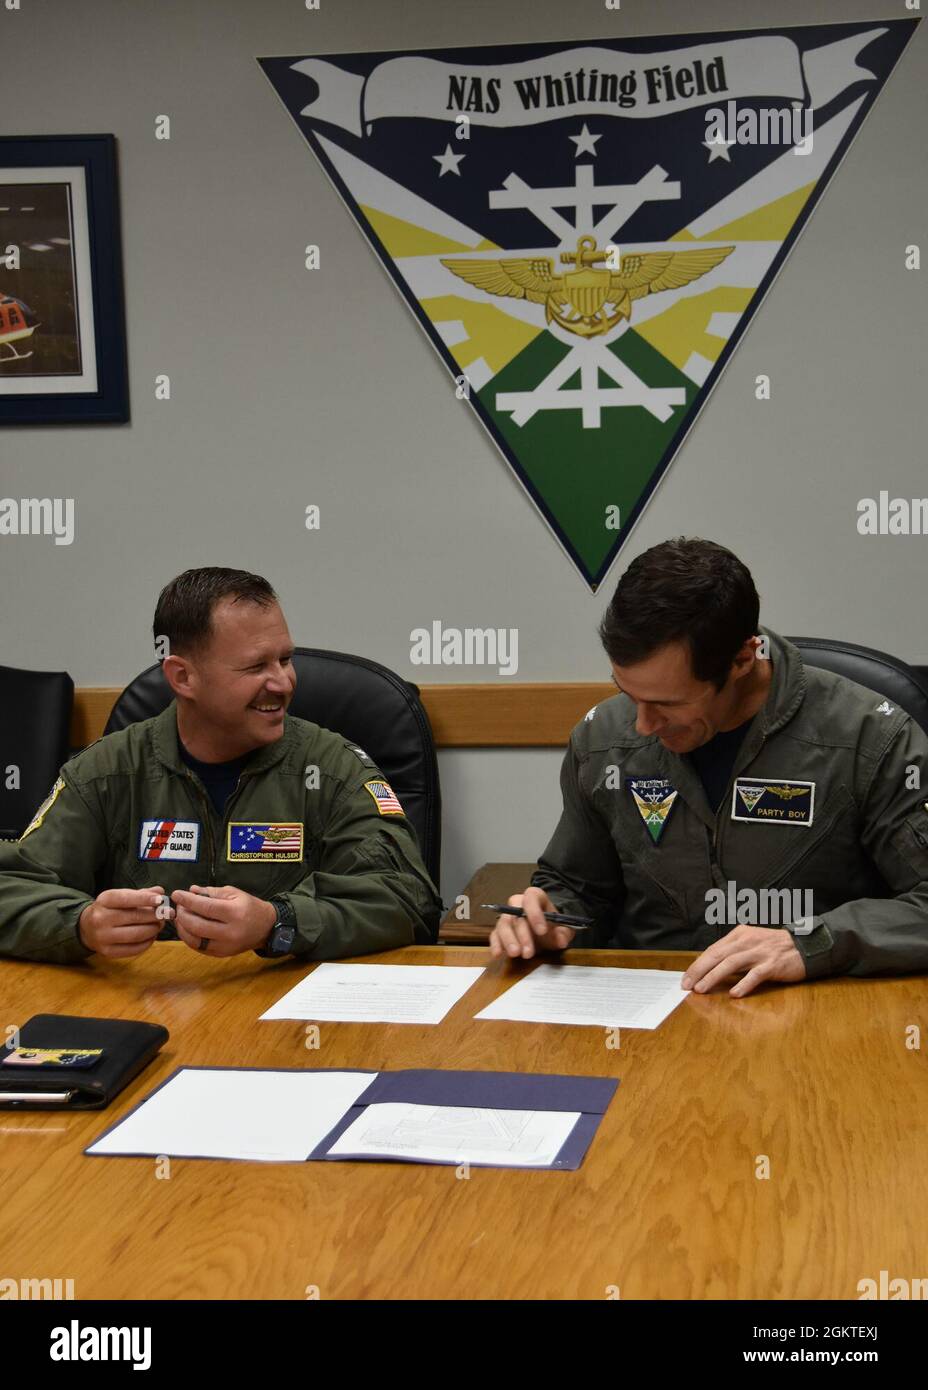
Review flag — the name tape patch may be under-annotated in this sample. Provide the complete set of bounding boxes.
[139,820,201,861]
[2,1047,104,1069]
[228,822,304,860]
[732,778,815,826]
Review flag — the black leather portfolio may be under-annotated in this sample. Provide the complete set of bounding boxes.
[0,1014,169,1109]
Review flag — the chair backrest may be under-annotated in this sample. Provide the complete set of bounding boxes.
[104,648,442,890]
[0,664,74,838]
[787,637,928,736]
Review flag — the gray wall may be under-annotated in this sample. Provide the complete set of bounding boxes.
[2,0,925,903]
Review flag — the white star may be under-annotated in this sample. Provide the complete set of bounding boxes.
[570,123,601,158]
[433,144,465,177]
[704,135,734,163]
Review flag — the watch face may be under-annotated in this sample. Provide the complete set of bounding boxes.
[274,924,296,954]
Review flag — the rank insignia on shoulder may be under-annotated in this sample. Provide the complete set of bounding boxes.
[732,778,815,826]
[20,776,66,840]
[363,779,404,815]
[228,822,304,860]
[628,778,678,843]
[346,744,374,765]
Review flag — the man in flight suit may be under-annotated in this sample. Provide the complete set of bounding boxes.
[490,538,928,996]
[0,567,442,964]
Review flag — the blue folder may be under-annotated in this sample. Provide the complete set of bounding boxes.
[86,1066,618,1171]
[312,1068,618,1170]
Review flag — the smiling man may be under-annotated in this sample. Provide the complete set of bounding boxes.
[0,568,442,964]
[490,538,928,994]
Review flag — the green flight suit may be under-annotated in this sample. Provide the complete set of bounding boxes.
[532,629,928,978]
[0,702,442,964]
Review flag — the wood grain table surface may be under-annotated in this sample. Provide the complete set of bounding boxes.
[1,943,925,1300]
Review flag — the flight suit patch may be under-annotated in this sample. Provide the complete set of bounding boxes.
[731,778,815,826]
[363,779,404,815]
[628,778,678,843]
[20,776,66,839]
[227,822,304,860]
[139,820,201,861]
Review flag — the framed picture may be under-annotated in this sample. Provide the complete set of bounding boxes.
[0,134,128,424]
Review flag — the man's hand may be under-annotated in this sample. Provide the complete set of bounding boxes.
[489,887,576,961]
[682,925,807,997]
[171,885,277,957]
[78,887,168,959]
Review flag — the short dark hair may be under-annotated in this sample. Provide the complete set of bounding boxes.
[153,567,278,659]
[598,538,760,689]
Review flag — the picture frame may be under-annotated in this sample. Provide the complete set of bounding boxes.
[0,134,129,424]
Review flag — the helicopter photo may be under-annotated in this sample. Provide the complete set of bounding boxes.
[0,291,39,364]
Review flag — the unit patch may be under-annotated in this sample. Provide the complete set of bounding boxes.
[139,820,201,861]
[628,778,678,844]
[363,780,404,816]
[228,822,304,860]
[732,778,815,826]
[19,777,66,840]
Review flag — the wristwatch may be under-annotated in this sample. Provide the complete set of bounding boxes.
[255,896,297,958]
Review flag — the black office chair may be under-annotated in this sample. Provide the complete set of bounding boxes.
[786,637,928,736]
[104,648,442,895]
[0,664,74,838]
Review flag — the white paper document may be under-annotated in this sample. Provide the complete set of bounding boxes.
[475,965,689,1029]
[260,962,485,1024]
[86,1068,374,1162]
[328,1102,580,1167]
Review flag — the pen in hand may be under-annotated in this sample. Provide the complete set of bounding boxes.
[481,904,593,930]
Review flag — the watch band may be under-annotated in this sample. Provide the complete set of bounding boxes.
[255,896,297,958]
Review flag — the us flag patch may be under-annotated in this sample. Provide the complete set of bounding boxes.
[363,779,404,816]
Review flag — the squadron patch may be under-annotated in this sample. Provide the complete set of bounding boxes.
[732,778,815,826]
[228,822,304,860]
[628,778,678,844]
[19,777,66,839]
[139,820,201,861]
[363,779,404,816]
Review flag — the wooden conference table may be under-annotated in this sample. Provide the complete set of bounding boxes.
[2,942,926,1300]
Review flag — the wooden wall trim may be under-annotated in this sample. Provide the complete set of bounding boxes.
[72,683,616,750]
[71,690,125,751]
